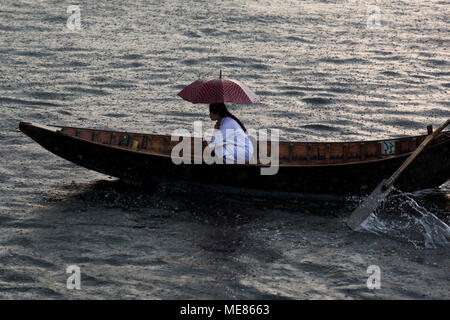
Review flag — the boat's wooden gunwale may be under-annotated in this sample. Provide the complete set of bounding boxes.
[37,122,449,167]
[52,123,441,144]
[62,135,450,168]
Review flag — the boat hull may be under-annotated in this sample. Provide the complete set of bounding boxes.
[19,122,450,196]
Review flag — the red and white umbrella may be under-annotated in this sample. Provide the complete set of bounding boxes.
[177,72,260,104]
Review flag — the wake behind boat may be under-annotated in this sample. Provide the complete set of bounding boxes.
[19,122,450,195]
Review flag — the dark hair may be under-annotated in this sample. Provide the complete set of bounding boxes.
[209,103,247,132]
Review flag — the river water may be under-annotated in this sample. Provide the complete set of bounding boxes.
[0,0,449,299]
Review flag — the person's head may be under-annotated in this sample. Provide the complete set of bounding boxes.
[209,103,228,121]
[208,103,247,131]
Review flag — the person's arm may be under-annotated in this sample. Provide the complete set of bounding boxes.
[206,131,219,158]
[210,119,223,145]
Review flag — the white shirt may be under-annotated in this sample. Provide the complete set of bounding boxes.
[208,117,254,164]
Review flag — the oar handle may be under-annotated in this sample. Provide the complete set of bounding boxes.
[383,119,450,190]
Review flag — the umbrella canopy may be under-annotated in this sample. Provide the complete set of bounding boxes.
[177,76,260,104]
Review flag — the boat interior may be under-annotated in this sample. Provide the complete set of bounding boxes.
[54,124,450,165]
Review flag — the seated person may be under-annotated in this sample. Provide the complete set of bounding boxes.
[208,103,254,164]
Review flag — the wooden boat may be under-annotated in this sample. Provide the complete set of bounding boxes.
[19,121,450,195]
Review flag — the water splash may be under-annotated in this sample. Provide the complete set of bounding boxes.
[405,196,450,248]
[356,190,450,249]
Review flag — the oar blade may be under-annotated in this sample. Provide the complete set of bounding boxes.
[347,179,393,230]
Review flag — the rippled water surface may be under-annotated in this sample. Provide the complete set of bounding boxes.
[0,0,449,299]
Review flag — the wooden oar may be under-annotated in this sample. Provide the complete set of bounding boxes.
[347,119,450,230]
